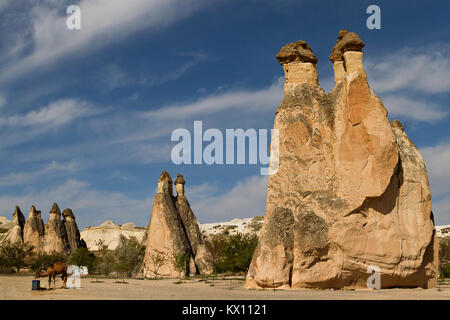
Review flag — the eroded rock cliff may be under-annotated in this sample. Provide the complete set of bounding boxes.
[245,30,438,289]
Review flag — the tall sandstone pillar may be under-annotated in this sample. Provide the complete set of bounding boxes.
[5,206,25,244]
[245,30,438,289]
[23,206,45,251]
[142,171,191,278]
[174,174,214,275]
[42,203,70,257]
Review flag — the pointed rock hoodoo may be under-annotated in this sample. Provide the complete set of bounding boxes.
[174,174,214,275]
[63,208,85,252]
[5,206,25,244]
[23,206,45,251]
[245,30,438,289]
[142,172,214,278]
[142,171,191,278]
[42,203,70,256]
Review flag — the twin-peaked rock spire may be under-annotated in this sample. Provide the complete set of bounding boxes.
[142,172,214,278]
[245,30,438,289]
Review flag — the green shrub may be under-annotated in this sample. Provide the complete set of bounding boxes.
[114,236,146,277]
[69,247,96,272]
[206,232,258,274]
[0,240,35,272]
[30,251,66,273]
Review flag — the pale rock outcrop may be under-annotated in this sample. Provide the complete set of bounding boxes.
[4,206,25,244]
[245,30,438,289]
[42,203,70,256]
[23,206,45,251]
[174,174,214,275]
[80,220,147,251]
[142,171,191,278]
[63,208,85,252]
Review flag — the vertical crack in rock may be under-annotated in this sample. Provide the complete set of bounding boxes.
[245,30,438,289]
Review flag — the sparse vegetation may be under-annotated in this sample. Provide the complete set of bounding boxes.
[0,240,35,273]
[69,247,96,273]
[439,238,450,278]
[205,231,258,274]
[30,251,67,273]
[147,249,170,278]
[172,252,190,280]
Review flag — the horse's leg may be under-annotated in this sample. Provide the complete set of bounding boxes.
[53,275,56,290]
[47,276,51,291]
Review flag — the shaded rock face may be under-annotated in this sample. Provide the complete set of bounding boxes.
[23,206,45,251]
[42,203,70,257]
[63,208,85,252]
[245,31,438,290]
[175,175,214,275]
[142,172,213,278]
[5,206,25,243]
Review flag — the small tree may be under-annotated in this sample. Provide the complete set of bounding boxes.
[439,238,450,279]
[30,251,67,273]
[172,252,190,280]
[114,236,145,278]
[69,247,96,273]
[0,240,35,273]
[147,249,169,278]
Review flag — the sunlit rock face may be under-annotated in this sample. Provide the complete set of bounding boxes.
[41,203,70,257]
[245,30,438,290]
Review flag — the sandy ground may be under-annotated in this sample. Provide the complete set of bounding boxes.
[1,275,450,300]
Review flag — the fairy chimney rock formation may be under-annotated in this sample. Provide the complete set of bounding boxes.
[174,174,214,275]
[23,206,45,251]
[5,206,25,243]
[245,30,438,290]
[142,171,191,278]
[277,40,319,93]
[63,208,85,252]
[42,203,69,256]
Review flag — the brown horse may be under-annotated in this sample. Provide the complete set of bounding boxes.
[34,261,68,290]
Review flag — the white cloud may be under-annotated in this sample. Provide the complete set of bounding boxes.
[421,143,450,225]
[0,0,12,15]
[421,143,450,198]
[432,196,450,225]
[381,95,448,122]
[0,160,79,187]
[0,99,96,127]
[0,0,209,82]
[0,179,154,229]
[144,77,283,121]
[0,99,101,149]
[366,44,450,94]
[189,175,268,223]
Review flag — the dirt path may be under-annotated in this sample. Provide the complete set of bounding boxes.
[1,275,449,300]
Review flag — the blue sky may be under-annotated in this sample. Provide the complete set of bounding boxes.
[0,0,449,228]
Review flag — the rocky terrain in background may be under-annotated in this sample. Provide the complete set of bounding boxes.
[80,220,147,251]
[75,216,263,251]
[245,29,439,290]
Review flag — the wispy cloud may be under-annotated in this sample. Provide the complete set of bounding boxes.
[144,77,283,121]
[0,99,102,149]
[366,44,450,94]
[0,0,209,83]
[100,52,209,91]
[0,179,155,229]
[0,160,79,187]
[381,95,447,122]
[189,175,268,223]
